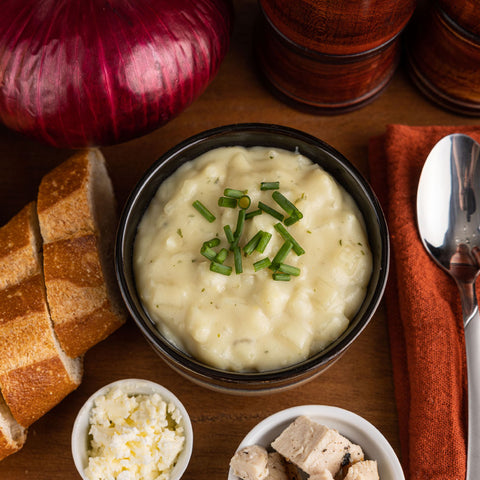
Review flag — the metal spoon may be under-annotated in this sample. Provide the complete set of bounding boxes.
[417,133,480,479]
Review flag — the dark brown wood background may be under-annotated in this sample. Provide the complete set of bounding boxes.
[0,1,478,479]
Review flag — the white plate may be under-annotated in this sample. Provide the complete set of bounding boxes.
[227,405,404,480]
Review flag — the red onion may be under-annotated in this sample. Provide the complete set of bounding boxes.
[0,0,233,148]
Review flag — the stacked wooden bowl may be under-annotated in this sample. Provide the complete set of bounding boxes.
[406,0,480,116]
[255,0,416,113]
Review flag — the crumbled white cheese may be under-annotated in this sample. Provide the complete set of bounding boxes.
[85,386,185,480]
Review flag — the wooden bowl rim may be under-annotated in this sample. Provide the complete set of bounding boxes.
[258,3,402,61]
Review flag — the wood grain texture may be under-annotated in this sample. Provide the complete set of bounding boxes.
[0,0,479,478]
[436,0,480,37]
[255,12,401,112]
[406,5,480,115]
[259,0,416,55]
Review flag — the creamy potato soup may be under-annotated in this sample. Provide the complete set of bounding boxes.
[134,146,372,372]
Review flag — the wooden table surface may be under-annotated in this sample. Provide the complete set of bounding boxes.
[0,1,478,479]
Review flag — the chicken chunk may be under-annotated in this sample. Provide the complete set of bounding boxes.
[308,471,334,480]
[271,416,364,476]
[265,452,302,480]
[342,460,379,480]
[230,445,269,480]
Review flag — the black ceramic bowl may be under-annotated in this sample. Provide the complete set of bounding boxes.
[115,123,389,394]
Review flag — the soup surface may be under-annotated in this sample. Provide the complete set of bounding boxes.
[134,146,372,371]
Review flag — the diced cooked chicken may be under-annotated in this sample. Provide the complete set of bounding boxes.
[265,452,288,480]
[308,471,334,480]
[265,452,302,480]
[284,457,304,480]
[230,445,269,480]
[271,416,364,476]
[342,460,379,480]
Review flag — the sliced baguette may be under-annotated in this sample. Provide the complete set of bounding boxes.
[0,203,36,458]
[0,203,82,429]
[0,203,42,290]
[43,233,125,358]
[37,149,117,243]
[0,394,26,461]
[37,149,126,357]
[0,274,83,428]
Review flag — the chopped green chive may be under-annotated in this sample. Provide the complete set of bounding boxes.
[201,244,217,261]
[278,263,300,276]
[260,181,280,190]
[245,209,262,220]
[177,228,183,238]
[254,257,271,271]
[210,261,232,276]
[193,200,216,222]
[218,196,237,208]
[270,241,293,270]
[230,237,239,250]
[272,273,291,281]
[224,188,245,199]
[234,209,246,239]
[203,238,220,248]
[274,223,305,256]
[272,191,303,219]
[284,213,302,226]
[233,246,243,274]
[215,248,229,264]
[258,202,284,222]
[230,209,246,250]
[243,231,263,256]
[238,195,251,209]
[224,225,235,244]
[197,181,306,281]
[256,231,272,253]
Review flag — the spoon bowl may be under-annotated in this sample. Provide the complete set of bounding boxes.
[417,133,480,479]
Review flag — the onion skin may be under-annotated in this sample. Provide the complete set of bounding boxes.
[0,0,233,148]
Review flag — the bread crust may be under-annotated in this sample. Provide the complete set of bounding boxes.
[43,233,125,358]
[0,148,123,460]
[37,150,96,242]
[38,148,126,357]
[0,275,82,427]
[0,356,80,428]
[0,428,24,461]
[0,395,26,461]
[0,203,41,290]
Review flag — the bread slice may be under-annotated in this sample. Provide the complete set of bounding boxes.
[43,233,125,358]
[0,203,82,430]
[37,149,126,357]
[0,394,26,461]
[0,203,42,290]
[0,274,83,428]
[37,149,117,244]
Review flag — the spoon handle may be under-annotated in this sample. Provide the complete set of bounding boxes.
[464,306,480,480]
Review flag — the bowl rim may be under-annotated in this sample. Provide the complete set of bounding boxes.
[227,405,405,480]
[71,378,193,480]
[115,122,390,385]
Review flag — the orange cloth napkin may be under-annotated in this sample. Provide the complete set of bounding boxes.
[368,125,480,480]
